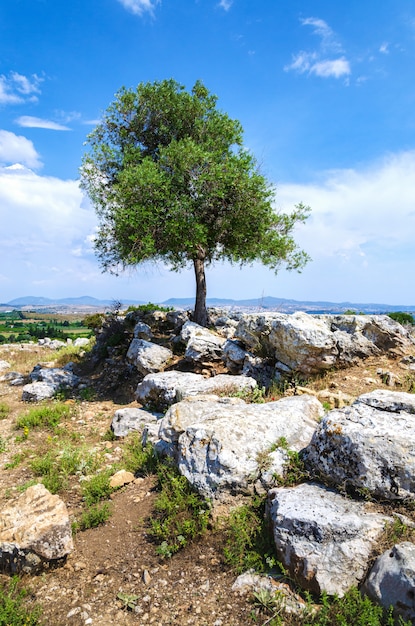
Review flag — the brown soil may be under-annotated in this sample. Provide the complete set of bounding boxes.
[0,342,415,625]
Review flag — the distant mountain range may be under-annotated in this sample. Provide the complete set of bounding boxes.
[1,295,415,315]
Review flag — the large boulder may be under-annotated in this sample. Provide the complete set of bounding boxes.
[22,381,57,402]
[29,365,80,389]
[181,321,226,363]
[135,370,257,409]
[362,542,415,624]
[234,312,414,375]
[303,390,415,501]
[158,394,324,499]
[0,484,73,573]
[126,339,173,376]
[267,483,392,597]
[111,407,159,438]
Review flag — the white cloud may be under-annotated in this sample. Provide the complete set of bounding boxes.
[379,42,389,54]
[116,0,160,16]
[16,116,71,131]
[286,17,350,80]
[0,72,43,105]
[218,0,233,10]
[0,130,42,168]
[310,58,351,78]
[271,151,415,303]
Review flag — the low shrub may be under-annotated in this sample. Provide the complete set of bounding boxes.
[0,576,42,625]
[149,462,210,557]
[15,402,72,431]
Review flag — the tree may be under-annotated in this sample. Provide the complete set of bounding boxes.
[81,79,310,326]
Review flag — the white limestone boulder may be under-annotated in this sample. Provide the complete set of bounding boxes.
[111,407,159,437]
[29,365,80,389]
[303,390,415,501]
[135,370,257,409]
[181,321,226,363]
[362,542,415,624]
[126,339,173,376]
[0,484,73,573]
[22,381,57,402]
[267,483,392,597]
[158,394,324,499]
[235,312,414,375]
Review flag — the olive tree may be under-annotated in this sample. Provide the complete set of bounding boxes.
[81,79,310,326]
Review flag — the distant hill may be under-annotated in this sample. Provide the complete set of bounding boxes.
[2,295,415,315]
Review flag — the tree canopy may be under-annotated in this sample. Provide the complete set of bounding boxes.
[81,79,310,326]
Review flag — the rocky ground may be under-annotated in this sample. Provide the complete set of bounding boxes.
[0,334,415,626]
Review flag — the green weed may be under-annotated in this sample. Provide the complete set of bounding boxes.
[149,462,210,557]
[273,437,309,487]
[0,402,10,420]
[122,434,159,475]
[72,502,112,532]
[222,497,276,574]
[15,402,72,431]
[81,470,114,505]
[0,576,42,625]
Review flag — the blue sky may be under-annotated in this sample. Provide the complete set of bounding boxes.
[1,0,415,306]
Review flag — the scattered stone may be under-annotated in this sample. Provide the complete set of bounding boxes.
[0,360,10,371]
[109,470,135,488]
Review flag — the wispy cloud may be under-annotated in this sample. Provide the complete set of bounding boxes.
[16,116,71,131]
[286,17,350,80]
[379,42,389,54]
[116,0,160,16]
[0,72,43,105]
[0,130,42,168]
[218,0,233,10]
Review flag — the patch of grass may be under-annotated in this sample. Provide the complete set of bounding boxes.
[126,303,173,314]
[273,437,309,487]
[53,340,94,367]
[122,434,160,475]
[72,502,112,532]
[0,402,10,420]
[0,436,6,454]
[149,462,210,558]
[81,470,114,505]
[15,402,72,431]
[4,453,25,470]
[222,496,276,574]
[262,587,412,626]
[0,575,42,625]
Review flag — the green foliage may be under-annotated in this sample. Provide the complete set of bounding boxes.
[83,313,105,329]
[0,436,6,453]
[387,311,415,326]
[273,437,309,487]
[82,78,310,325]
[29,444,101,494]
[0,402,10,420]
[15,402,71,431]
[122,434,160,475]
[0,576,42,625]
[222,497,276,574]
[81,470,114,505]
[72,502,112,531]
[252,587,411,626]
[149,462,210,557]
[126,302,173,313]
[117,592,139,611]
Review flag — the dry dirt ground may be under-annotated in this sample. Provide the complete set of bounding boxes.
[0,341,415,625]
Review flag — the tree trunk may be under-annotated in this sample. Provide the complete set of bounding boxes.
[192,255,208,327]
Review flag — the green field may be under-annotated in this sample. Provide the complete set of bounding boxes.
[0,311,93,344]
